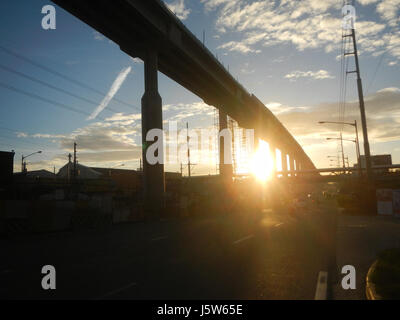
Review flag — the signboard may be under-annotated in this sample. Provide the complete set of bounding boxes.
[376,189,393,215]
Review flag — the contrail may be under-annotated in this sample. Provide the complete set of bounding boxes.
[87,66,132,120]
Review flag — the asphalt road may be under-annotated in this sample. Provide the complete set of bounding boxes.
[0,202,337,300]
[333,212,400,300]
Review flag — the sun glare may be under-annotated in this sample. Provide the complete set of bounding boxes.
[250,140,274,182]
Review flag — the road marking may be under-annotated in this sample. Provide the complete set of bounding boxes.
[233,234,254,245]
[314,271,328,300]
[98,281,137,299]
[274,223,284,228]
[151,236,168,241]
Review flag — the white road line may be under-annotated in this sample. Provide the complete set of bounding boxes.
[274,223,284,227]
[98,281,137,299]
[232,234,254,245]
[151,236,168,241]
[314,271,328,300]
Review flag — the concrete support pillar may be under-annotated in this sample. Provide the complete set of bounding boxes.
[218,109,232,180]
[297,161,302,177]
[141,50,165,217]
[281,151,288,177]
[270,144,277,179]
[290,156,295,177]
[254,129,260,152]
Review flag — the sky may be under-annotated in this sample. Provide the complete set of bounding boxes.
[0,0,399,175]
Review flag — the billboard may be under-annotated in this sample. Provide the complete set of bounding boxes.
[359,154,392,168]
[376,189,393,215]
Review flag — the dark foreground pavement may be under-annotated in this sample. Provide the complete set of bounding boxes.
[0,202,337,300]
[333,212,400,300]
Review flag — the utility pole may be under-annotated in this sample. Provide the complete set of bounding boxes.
[345,156,350,168]
[187,122,191,177]
[73,142,77,179]
[68,153,72,182]
[340,132,346,170]
[353,120,362,177]
[345,26,372,179]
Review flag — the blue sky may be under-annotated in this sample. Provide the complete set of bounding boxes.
[0,0,399,175]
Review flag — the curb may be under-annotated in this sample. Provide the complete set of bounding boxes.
[366,260,383,300]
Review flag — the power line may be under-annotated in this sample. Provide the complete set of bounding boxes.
[0,81,94,118]
[0,45,138,110]
[0,81,107,120]
[365,17,400,96]
[0,131,54,150]
[0,64,137,114]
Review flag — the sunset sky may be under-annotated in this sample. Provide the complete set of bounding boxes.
[0,0,399,175]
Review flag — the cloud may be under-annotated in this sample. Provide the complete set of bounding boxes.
[55,150,142,163]
[93,31,105,41]
[130,57,143,64]
[218,41,261,54]
[261,87,400,167]
[203,0,399,62]
[164,101,214,123]
[357,0,379,5]
[60,119,139,152]
[165,0,191,20]
[376,0,400,27]
[87,66,132,120]
[270,87,400,144]
[240,62,255,74]
[284,69,335,81]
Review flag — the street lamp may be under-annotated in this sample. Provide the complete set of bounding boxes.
[21,151,42,173]
[319,120,361,176]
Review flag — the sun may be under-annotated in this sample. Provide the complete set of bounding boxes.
[250,140,275,182]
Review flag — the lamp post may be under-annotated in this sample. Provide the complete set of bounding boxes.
[319,120,362,176]
[21,151,42,173]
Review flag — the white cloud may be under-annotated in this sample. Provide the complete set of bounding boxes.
[165,0,191,20]
[203,0,399,63]
[284,69,335,81]
[218,41,260,54]
[357,0,379,5]
[88,66,132,120]
[273,87,400,143]
[130,57,143,64]
[93,31,104,41]
[376,0,400,27]
[261,87,400,167]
